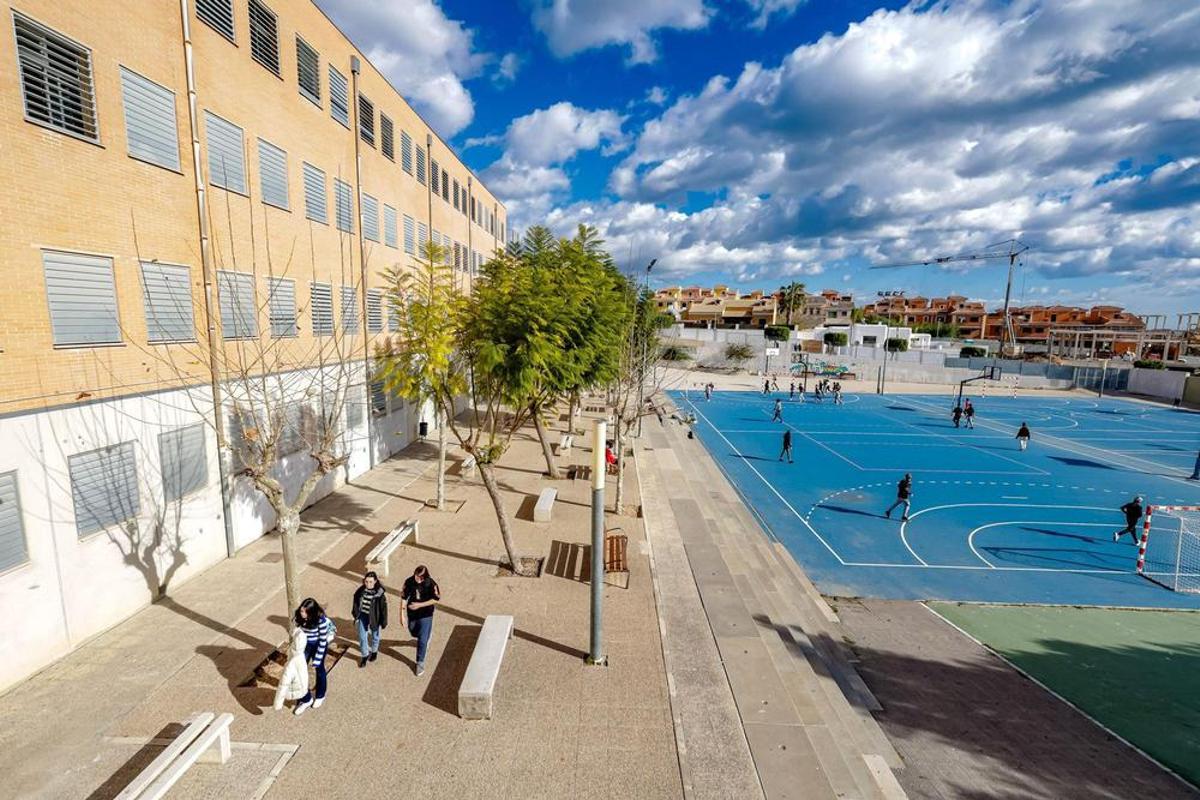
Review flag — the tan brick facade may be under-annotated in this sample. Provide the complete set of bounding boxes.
[0,0,506,416]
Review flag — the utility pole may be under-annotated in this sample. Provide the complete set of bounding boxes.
[635,259,656,438]
[587,419,607,666]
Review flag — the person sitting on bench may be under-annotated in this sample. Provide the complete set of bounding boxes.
[605,441,619,474]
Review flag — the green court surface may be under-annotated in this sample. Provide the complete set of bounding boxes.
[930,603,1200,790]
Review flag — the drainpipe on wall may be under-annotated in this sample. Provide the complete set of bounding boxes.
[466,175,473,290]
[349,55,375,469]
[179,0,236,558]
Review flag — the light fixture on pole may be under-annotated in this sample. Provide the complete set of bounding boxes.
[636,259,657,438]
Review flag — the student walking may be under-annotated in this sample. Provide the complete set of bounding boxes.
[352,571,388,667]
[763,379,771,395]
[771,375,780,392]
[292,598,333,715]
[779,429,793,462]
[885,473,914,521]
[1015,422,1031,451]
[964,399,975,429]
[273,625,310,712]
[952,404,963,428]
[833,381,843,404]
[704,382,713,402]
[402,565,441,676]
[1115,496,1144,544]
[772,398,784,422]
[789,381,796,400]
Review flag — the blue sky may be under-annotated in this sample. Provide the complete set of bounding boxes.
[316,0,1200,318]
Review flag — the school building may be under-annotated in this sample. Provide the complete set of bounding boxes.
[0,0,506,692]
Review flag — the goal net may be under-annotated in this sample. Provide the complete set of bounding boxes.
[1137,506,1200,593]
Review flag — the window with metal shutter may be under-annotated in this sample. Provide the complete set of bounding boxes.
[302,162,326,223]
[400,130,413,174]
[0,472,28,573]
[441,169,449,201]
[388,300,401,332]
[329,66,349,127]
[383,204,397,248]
[248,0,279,75]
[69,442,139,538]
[13,12,99,142]
[453,180,460,210]
[361,193,379,242]
[367,289,383,333]
[431,159,439,194]
[380,114,394,160]
[346,387,364,430]
[417,222,428,250]
[340,285,359,333]
[358,93,374,146]
[334,179,353,232]
[257,138,289,210]
[217,270,257,339]
[205,111,245,193]
[370,380,387,415]
[120,68,179,171]
[416,146,426,185]
[43,250,120,346]
[310,282,333,335]
[141,262,194,343]
[268,277,296,337]
[403,215,415,254]
[296,36,320,105]
[160,424,207,503]
[195,0,235,40]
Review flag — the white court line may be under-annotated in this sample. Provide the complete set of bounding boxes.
[684,396,848,565]
[840,561,1122,573]
[967,521,1118,568]
[898,503,1114,567]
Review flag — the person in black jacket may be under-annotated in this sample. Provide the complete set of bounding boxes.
[1015,422,1031,451]
[352,571,388,667]
[1115,496,1143,544]
[885,473,914,521]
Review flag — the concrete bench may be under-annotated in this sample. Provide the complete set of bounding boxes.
[365,519,419,578]
[556,433,574,455]
[116,712,232,800]
[533,488,557,522]
[459,454,477,478]
[458,614,514,720]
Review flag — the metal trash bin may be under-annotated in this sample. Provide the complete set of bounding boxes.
[419,420,429,438]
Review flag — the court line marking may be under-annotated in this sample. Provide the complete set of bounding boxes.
[684,396,848,564]
[899,503,1115,567]
[903,396,1200,486]
[967,521,1119,568]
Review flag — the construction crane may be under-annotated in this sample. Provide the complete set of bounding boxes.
[870,238,1030,355]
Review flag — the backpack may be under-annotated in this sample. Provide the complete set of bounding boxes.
[324,616,337,644]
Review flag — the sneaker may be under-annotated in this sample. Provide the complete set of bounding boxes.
[359,657,367,668]
[416,662,425,677]
[313,697,325,709]
[901,516,909,522]
[293,700,312,716]
[1113,531,1119,543]
[885,512,891,519]
[369,652,378,662]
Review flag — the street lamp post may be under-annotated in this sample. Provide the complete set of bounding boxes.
[636,258,657,438]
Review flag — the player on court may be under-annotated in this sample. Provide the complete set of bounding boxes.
[778,429,793,463]
[771,398,783,422]
[885,473,914,521]
[964,399,976,429]
[952,404,963,428]
[1115,496,1143,544]
[1015,422,1031,451]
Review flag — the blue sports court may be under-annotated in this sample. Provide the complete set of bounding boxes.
[672,387,1200,607]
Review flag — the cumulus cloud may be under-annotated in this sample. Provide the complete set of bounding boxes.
[314,0,486,137]
[596,0,1200,298]
[744,0,807,30]
[530,0,711,64]
[494,52,522,87]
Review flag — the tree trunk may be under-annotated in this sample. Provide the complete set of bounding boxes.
[531,403,560,479]
[567,392,579,434]
[435,403,447,510]
[277,508,302,620]
[614,418,625,513]
[478,462,535,576]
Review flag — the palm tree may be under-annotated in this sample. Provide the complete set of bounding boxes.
[777,281,806,326]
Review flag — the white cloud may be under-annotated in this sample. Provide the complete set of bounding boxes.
[590,0,1200,302]
[646,86,669,106]
[744,0,807,30]
[314,0,486,137]
[505,102,627,166]
[530,0,711,64]
[494,52,522,86]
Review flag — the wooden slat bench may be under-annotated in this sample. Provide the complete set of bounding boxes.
[533,488,557,522]
[116,712,233,800]
[605,534,629,589]
[458,614,514,720]
[365,519,419,578]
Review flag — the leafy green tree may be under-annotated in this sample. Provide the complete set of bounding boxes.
[886,337,908,352]
[377,238,462,510]
[777,281,806,325]
[724,342,755,366]
[823,332,848,348]
[764,324,791,342]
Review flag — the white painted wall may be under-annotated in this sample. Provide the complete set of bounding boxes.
[1127,367,1189,401]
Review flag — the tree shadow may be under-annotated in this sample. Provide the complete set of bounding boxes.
[194,643,276,715]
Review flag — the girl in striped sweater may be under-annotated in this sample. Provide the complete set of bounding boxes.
[292,598,332,716]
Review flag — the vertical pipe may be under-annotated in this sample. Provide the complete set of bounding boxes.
[179,0,235,557]
[350,55,375,469]
[588,419,607,666]
[467,175,474,291]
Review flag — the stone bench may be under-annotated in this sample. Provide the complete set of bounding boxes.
[556,433,574,455]
[116,712,232,800]
[534,487,557,522]
[458,614,514,720]
[459,454,477,478]
[365,519,419,578]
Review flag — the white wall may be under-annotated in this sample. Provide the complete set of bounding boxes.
[1127,367,1189,401]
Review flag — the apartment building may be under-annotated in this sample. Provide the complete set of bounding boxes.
[864,295,987,337]
[787,290,853,328]
[660,286,854,330]
[982,305,1145,345]
[0,0,506,691]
